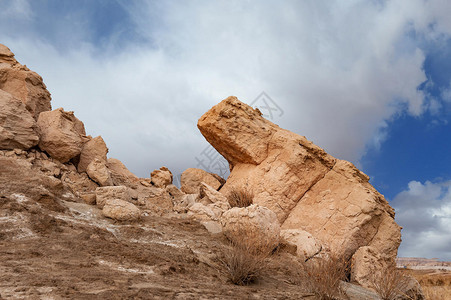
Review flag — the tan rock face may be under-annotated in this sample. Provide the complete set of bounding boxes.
[150,166,173,188]
[37,108,88,163]
[220,204,280,251]
[180,168,222,194]
[106,158,140,188]
[351,246,388,288]
[0,44,52,119]
[280,229,322,261]
[137,186,174,215]
[0,155,66,201]
[78,136,108,173]
[96,186,131,209]
[198,96,401,262]
[86,158,113,187]
[102,199,141,221]
[0,89,39,150]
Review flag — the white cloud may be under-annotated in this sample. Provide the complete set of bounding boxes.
[0,0,450,178]
[442,81,451,103]
[393,180,451,260]
[0,0,32,20]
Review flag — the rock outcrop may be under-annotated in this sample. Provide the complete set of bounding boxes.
[0,44,52,119]
[150,166,173,188]
[220,204,280,251]
[77,136,108,173]
[198,96,401,267]
[102,199,141,221]
[86,158,113,186]
[106,158,140,188]
[96,186,131,209]
[280,229,322,261]
[37,108,88,163]
[0,89,39,150]
[180,168,223,194]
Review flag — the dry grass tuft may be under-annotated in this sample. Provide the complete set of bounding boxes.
[219,228,274,286]
[227,188,254,208]
[299,254,350,300]
[369,267,411,300]
[220,239,267,285]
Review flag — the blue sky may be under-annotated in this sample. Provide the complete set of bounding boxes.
[1,0,450,260]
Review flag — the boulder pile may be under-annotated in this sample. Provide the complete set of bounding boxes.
[198,96,403,287]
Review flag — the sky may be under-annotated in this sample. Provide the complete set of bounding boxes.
[1,0,450,260]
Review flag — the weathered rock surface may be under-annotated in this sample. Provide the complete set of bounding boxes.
[102,199,141,221]
[86,158,113,187]
[0,89,39,150]
[351,246,388,288]
[220,204,280,251]
[106,158,140,188]
[280,229,322,261]
[95,186,131,209]
[199,182,228,205]
[0,44,52,119]
[137,186,174,215]
[180,168,222,194]
[0,155,67,202]
[198,96,401,262]
[77,136,108,173]
[37,108,88,163]
[150,166,173,188]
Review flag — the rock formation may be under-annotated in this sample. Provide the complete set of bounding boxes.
[180,168,223,194]
[0,44,52,119]
[198,96,402,284]
[0,89,39,150]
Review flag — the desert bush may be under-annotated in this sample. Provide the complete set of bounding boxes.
[369,267,411,300]
[220,228,273,285]
[299,254,350,300]
[227,188,253,208]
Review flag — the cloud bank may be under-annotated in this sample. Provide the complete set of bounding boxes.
[393,180,451,260]
[1,1,449,177]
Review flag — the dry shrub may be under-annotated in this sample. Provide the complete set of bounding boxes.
[299,254,350,300]
[369,267,411,300]
[220,228,273,285]
[227,188,253,208]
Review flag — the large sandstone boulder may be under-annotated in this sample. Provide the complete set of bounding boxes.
[102,199,141,221]
[150,166,173,188]
[37,108,88,163]
[86,158,113,187]
[0,44,52,119]
[351,246,388,288]
[280,229,322,261]
[180,168,222,194]
[220,204,280,251]
[0,89,39,150]
[77,136,108,173]
[198,96,401,262]
[137,186,174,215]
[106,158,140,188]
